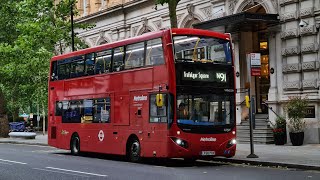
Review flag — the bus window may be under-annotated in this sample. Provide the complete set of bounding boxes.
[57,63,70,80]
[93,98,111,123]
[62,100,82,123]
[82,99,93,123]
[146,38,164,66]
[150,94,167,123]
[70,56,85,78]
[85,53,95,75]
[55,101,63,116]
[113,47,125,71]
[95,50,112,74]
[125,42,145,69]
[173,36,231,64]
[51,61,58,81]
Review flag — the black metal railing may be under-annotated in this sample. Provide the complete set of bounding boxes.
[262,101,283,125]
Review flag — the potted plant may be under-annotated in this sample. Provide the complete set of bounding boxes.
[286,96,308,146]
[270,116,287,145]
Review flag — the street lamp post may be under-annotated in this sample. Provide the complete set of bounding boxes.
[70,0,75,52]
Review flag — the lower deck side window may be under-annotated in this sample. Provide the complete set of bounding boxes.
[56,97,111,124]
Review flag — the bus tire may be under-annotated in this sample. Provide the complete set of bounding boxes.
[128,139,141,163]
[70,134,80,156]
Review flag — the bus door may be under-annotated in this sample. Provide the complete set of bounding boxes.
[145,93,170,157]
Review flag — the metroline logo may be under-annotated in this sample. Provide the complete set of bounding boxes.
[200,137,217,142]
[133,95,147,101]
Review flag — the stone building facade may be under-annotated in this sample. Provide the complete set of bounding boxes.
[57,0,320,144]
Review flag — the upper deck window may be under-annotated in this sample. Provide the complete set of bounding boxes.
[95,50,112,74]
[173,36,232,64]
[125,42,145,69]
[85,53,95,75]
[146,38,164,66]
[113,46,125,72]
[51,38,165,81]
[70,56,85,78]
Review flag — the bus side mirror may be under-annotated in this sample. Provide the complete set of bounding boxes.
[245,95,250,108]
[156,94,163,107]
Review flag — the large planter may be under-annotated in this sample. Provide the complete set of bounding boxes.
[289,132,304,146]
[274,132,286,145]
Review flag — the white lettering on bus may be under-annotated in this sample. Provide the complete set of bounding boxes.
[183,71,209,80]
[216,73,227,82]
[200,137,217,142]
[133,95,147,101]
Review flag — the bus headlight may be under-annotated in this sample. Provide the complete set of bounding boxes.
[226,138,237,148]
[171,137,189,149]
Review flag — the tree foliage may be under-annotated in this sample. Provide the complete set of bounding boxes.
[0,0,93,122]
[156,0,180,28]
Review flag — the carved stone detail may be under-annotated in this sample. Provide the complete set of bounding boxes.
[228,0,237,14]
[280,28,298,39]
[271,0,278,9]
[300,7,314,18]
[89,36,99,46]
[300,25,317,36]
[281,46,300,56]
[177,14,183,25]
[213,12,225,19]
[187,4,195,19]
[201,6,212,20]
[301,43,319,54]
[283,81,301,90]
[153,20,162,30]
[132,26,139,37]
[302,79,318,89]
[280,11,297,22]
[141,17,148,29]
[282,63,301,73]
[210,0,224,3]
[280,0,298,6]
[302,61,320,71]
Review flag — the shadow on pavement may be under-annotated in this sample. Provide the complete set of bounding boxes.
[53,151,228,168]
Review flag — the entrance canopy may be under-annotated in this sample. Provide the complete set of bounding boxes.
[193,12,279,32]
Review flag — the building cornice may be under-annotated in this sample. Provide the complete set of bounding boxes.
[75,0,149,24]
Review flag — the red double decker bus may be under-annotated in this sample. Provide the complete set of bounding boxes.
[48,28,236,162]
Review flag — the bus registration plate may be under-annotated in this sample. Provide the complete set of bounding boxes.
[201,151,215,156]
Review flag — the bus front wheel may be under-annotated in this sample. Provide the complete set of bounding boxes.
[129,139,141,162]
[70,135,80,156]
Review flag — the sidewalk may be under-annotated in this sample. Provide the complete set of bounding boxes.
[0,133,48,146]
[212,143,320,171]
[0,134,319,170]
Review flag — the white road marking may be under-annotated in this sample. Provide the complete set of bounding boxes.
[31,149,67,153]
[33,168,89,178]
[0,161,12,165]
[0,158,27,165]
[46,167,108,177]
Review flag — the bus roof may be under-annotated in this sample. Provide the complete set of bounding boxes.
[51,28,230,62]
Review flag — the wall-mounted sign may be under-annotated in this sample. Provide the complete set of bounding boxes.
[251,67,261,76]
[250,53,261,76]
[304,106,315,118]
[250,53,261,66]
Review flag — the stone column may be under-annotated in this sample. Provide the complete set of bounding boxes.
[268,31,280,125]
[233,34,242,125]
